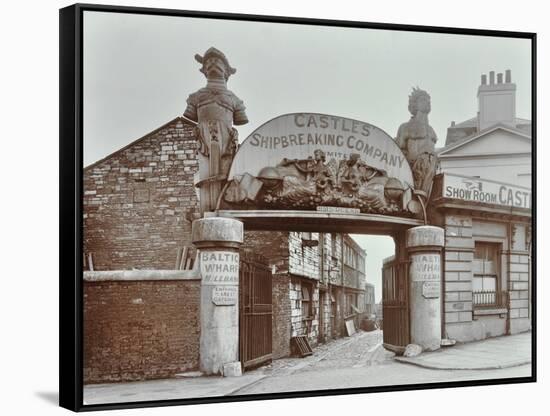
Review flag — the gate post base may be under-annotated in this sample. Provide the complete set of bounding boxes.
[192,217,243,375]
[406,226,445,351]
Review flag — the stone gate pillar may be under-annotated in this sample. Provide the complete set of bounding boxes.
[406,225,445,351]
[192,216,243,375]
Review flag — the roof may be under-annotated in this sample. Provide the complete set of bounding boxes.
[449,116,477,129]
[84,116,196,171]
[438,123,532,156]
[449,116,531,130]
[446,116,532,146]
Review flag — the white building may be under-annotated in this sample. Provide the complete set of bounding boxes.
[432,69,532,342]
[438,70,532,188]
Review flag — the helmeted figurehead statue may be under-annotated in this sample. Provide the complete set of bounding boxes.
[184,47,248,214]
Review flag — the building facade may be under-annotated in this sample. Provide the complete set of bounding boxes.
[433,70,532,341]
[430,174,531,342]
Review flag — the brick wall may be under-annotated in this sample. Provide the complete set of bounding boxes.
[289,232,321,279]
[242,231,290,273]
[83,117,199,271]
[272,273,291,359]
[83,278,200,383]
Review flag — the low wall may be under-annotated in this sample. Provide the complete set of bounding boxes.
[83,270,200,384]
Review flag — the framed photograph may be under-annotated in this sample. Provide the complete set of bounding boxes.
[59,3,536,412]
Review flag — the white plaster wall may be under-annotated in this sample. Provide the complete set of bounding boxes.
[440,155,531,188]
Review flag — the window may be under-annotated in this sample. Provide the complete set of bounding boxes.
[344,243,357,269]
[473,242,501,306]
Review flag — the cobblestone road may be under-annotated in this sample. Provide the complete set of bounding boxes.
[248,329,391,377]
[234,330,532,396]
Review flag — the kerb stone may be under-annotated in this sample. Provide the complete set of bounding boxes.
[222,361,243,377]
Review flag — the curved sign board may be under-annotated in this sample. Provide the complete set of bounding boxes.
[229,113,413,186]
[223,113,416,217]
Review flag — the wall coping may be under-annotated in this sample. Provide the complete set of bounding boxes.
[83,269,200,282]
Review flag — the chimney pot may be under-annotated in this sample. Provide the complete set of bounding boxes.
[505,69,512,83]
[489,71,495,85]
[451,121,455,126]
[481,74,487,85]
[497,73,503,84]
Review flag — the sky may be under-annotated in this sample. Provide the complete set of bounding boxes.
[83,11,532,301]
[351,235,394,302]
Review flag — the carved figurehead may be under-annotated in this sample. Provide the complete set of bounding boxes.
[184,47,248,213]
[395,87,438,196]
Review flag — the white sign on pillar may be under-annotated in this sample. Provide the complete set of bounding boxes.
[200,251,239,285]
[410,253,441,299]
[410,253,440,282]
[212,286,238,305]
[200,251,239,306]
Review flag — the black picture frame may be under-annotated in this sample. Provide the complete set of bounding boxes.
[60,3,537,412]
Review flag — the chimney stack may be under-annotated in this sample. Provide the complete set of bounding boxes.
[477,69,516,131]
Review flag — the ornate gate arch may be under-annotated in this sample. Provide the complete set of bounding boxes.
[188,47,443,374]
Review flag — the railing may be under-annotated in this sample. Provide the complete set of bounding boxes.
[473,290,508,309]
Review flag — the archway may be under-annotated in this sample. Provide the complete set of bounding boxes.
[192,112,444,375]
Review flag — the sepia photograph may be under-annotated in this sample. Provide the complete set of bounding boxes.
[61,4,534,410]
